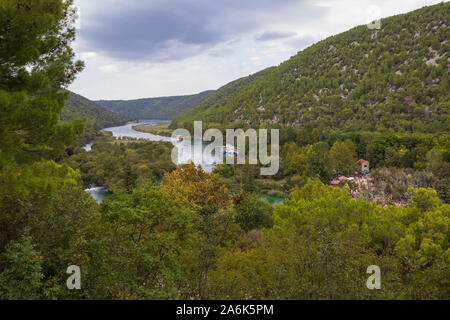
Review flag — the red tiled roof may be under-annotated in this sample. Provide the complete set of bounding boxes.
[331,176,347,185]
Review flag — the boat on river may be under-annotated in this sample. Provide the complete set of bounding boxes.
[221,144,238,156]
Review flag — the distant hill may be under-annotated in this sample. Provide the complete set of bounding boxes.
[173,3,449,134]
[61,92,129,142]
[96,91,213,120]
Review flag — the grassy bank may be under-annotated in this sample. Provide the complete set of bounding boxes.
[133,122,172,137]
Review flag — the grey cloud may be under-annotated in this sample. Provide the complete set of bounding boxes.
[209,47,235,58]
[77,0,324,62]
[255,30,298,42]
[286,35,317,51]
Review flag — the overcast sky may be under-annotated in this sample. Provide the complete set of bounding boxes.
[69,0,444,100]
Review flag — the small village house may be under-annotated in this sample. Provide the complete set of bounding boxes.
[358,159,370,174]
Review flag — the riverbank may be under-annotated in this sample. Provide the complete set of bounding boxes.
[132,121,172,137]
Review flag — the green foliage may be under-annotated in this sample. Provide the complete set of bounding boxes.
[396,188,450,298]
[0,161,98,299]
[0,0,448,301]
[78,185,193,299]
[330,140,358,175]
[161,164,239,299]
[171,68,274,129]
[408,187,441,213]
[0,1,98,300]
[281,142,333,183]
[401,147,428,169]
[175,3,449,135]
[430,161,450,203]
[0,0,85,167]
[61,91,128,144]
[208,180,449,299]
[234,193,273,232]
[0,230,60,300]
[61,137,176,189]
[306,142,332,183]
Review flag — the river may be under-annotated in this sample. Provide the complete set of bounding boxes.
[103,120,173,142]
[84,120,221,203]
[84,186,110,204]
[103,120,221,173]
[86,121,285,205]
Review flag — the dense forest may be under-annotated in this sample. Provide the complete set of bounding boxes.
[170,67,275,128]
[62,135,176,190]
[61,92,129,143]
[96,91,213,120]
[0,0,448,301]
[172,3,449,134]
[171,2,450,210]
[62,92,128,131]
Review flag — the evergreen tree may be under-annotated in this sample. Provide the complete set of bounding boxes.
[0,230,59,300]
[0,0,84,167]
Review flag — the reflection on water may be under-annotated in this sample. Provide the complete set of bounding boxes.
[104,120,221,172]
[86,120,226,203]
[104,120,173,142]
[259,193,285,205]
[85,186,110,204]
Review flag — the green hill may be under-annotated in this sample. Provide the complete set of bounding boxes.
[96,91,213,120]
[173,2,449,134]
[62,91,128,130]
[172,67,275,126]
[61,91,129,143]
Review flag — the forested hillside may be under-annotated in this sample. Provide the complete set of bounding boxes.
[1,0,449,302]
[96,91,213,120]
[173,3,449,134]
[61,91,128,131]
[171,67,275,128]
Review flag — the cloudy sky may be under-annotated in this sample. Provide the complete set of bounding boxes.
[69,0,444,100]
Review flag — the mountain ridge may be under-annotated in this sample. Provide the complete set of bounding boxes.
[62,91,129,128]
[61,91,129,143]
[172,2,449,134]
[96,90,214,120]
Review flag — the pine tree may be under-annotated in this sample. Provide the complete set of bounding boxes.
[0,230,53,300]
[0,0,85,168]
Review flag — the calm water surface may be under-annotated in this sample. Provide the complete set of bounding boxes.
[104,120,221,172]
[86,120,223,203]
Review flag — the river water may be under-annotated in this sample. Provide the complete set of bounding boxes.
[84,186,110,204]
[104,120,221,173]
[86,121,285,205]
[103,120,173,142]
[84,120,222,204]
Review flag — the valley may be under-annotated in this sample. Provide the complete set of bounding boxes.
[0,1,448,301]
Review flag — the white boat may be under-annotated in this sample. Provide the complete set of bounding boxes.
[176,135,184,142]
[222,144,238,156]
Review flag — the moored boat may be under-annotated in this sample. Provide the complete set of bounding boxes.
[222,144,238,156]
